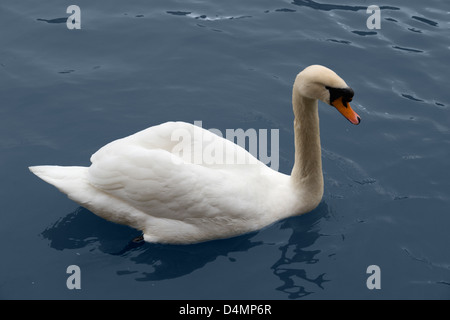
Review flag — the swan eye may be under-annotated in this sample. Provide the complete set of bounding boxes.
[326,86,354,106]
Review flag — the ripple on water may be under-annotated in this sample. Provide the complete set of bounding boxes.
[36,17,67,24]
[411,16,439,27]
[166,10,252,21]
[392,46,424,53]
[401,94,423,102]
[291,0,399,12]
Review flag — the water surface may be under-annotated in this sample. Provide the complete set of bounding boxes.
[1,0,449,299]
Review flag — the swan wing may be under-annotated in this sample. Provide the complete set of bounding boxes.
[90,121,261,169]
[87,122,271,220]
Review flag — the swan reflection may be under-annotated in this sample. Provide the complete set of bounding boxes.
[41,202,329,298]
[271,202,329,298]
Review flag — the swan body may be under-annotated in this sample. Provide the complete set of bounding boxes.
[30,65,360,244]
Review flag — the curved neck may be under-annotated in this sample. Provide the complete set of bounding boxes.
[290,88,324,199]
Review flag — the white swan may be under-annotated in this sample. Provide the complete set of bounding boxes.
[29,65,360,244]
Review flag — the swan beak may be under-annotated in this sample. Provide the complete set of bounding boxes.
[332,97,361,125]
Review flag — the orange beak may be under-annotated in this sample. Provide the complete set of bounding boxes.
[332,97,361,125]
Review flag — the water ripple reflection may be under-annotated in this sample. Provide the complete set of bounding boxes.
[291,0,399,12]
[41,203,329,298]
[271,203,329,298]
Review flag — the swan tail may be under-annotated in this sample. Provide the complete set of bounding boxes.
[29,165,91,205]
[29,165,149,232]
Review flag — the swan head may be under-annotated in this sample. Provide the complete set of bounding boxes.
[294,65,361,125]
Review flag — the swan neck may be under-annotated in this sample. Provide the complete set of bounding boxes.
[291,88,324,196]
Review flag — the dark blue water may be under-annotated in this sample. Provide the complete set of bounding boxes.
[1,0,449,299]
